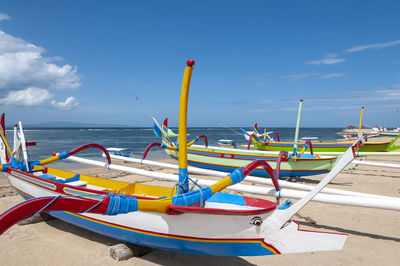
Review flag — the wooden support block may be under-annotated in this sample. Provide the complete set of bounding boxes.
[108,243,152,261]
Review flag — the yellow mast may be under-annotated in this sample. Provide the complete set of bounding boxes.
[177,59,195,193]
[358,107,364,137]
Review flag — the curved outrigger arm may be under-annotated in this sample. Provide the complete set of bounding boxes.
[300,139,314,155]
[0,143,112,173]
[142,134,208,160]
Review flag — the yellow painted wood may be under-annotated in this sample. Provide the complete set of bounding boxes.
[178,65,194,170]
[358,107,364,136]
[39,155,60,166]
[210,176,232,193]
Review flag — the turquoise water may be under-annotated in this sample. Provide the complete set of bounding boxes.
[2,127,343,171]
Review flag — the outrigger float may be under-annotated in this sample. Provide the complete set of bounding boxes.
[1,60,399,257]
[247,104,400,153]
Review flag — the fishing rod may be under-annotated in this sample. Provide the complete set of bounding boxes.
[218,123,247,136]
[135,96,158,124]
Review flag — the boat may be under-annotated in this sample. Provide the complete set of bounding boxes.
[145,121,344,177]
[217,139,237,148]
[248,105,400,153]
[0,60,364,256]
[105,147,134,157]
[144,105,348,178]
[378,127,400,136]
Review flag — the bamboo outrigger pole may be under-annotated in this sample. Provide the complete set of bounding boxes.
[358,106,364,137]
[292,99,303,155]
[177,59,195,194]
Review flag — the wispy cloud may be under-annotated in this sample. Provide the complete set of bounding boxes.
[306,57,346,65]
[281,72,345,81]
[0,13,11,21]
[306,40,400,68]
[321,73,345,78]
[244,83,400,114]
[281,73,319,81]
[346,40,400,53]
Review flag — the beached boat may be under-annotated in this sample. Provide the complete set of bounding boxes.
[250,129,399,152]
[0,60,362,256]
[217,139,237,148]
[247,105,400,153]
[144,109,346,178]
[106,147,133,157]
[145,129,342,177]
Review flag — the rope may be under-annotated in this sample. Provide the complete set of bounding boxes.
[25,195,61,219]
[22,192,113,221]
[218,123,245,136]
[136,96,155,121]
[82,194,111,213]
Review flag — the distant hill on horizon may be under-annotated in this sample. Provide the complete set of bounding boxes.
[6,121,131,128]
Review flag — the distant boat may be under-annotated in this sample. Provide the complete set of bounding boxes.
[106,147,133,158]
[217,139,237,148]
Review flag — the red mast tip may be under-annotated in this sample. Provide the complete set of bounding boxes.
[300,99,303,102]
[14,124,17,127]
[186,59,195,66]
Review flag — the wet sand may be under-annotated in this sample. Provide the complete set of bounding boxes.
[1,144,400,265]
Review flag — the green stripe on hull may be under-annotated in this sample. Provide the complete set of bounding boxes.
[252,140,392,153]
[164,147,338,177]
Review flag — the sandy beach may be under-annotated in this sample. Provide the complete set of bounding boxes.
[1,141,400,265]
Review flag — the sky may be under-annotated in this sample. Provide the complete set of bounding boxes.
[0,0,399,127]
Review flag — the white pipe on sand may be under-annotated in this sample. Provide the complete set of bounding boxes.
[353,160,400,169]
[108,154,394,200]
[65,155,400,211]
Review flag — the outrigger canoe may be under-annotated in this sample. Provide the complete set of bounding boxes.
[154,143,341,178]
[144,118,347,178]
[251,137,400,153]
[245,104,400,153]
[0,60,381,257]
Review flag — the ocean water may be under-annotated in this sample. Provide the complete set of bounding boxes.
[2,127,343,171]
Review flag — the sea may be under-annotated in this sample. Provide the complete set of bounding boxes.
[2,127,343,171]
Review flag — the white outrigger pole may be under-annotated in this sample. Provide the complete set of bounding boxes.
[65,153,400,211]
[105,154,394,199]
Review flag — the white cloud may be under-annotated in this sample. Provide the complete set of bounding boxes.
[0,30,81,91]
[306,57,346,65]
[0,87,52,106]
[346,40,400,53]
[321,73,345,78]
[51,96,78,111]
[0,13,11,21]
[0,29,81,110]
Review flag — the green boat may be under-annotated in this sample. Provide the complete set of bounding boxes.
[246,103,400,153]
[251,137,400,153]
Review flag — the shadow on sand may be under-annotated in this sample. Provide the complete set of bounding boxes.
[45,218,256,265]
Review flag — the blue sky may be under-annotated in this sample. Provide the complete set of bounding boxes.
[0,1,399,127]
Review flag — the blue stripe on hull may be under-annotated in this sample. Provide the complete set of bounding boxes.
[18,193,276,256]
[186,160,328,177]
